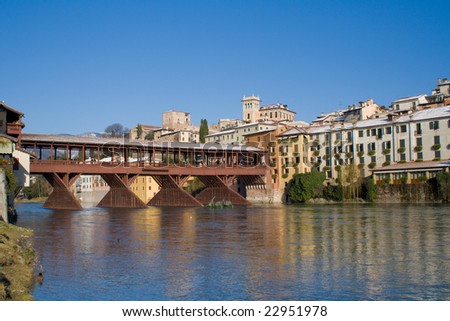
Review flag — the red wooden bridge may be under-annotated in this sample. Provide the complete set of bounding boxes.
[19,134,268,209]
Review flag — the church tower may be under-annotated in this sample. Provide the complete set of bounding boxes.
[242,95,261,123]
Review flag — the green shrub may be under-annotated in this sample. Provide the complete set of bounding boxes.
[362,178,377,202]
[323,184,343,201]
[287,171,326,203]
[432,144,441,151]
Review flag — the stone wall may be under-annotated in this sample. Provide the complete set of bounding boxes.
[375,183,439,203]
[246,188,285,204]
[0,172,7,223]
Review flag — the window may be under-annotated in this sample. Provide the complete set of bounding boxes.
[371,128,377,136]
[400,139,406,148]
[385,154,391,162]
[359,157,365,164]
[448,119,450,128]
[400,153,406,161]
[368,142,376,151]
[371,156,376,163]
[357,144,364,152]
[435,150,441,159]
[416,137,422,146]
[377,128,383,138]
[417,152,423,160]
[416,123,422,135]
[434,136,440,144]
[358,130,364,137]
[386,127,392,134]
[429,121,439,130]
[347,132,352,141]
[400,125,407,133]
[366,129,371,136]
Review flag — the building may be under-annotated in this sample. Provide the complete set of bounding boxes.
[205,122,277,145]
[242,96,296,123]
[162,110,191,131]
[421,78,450,109]
[219,118,245,130]
[129,124,160,140]
[312,99,384,125]
[243,125,311,202]
[371,160,450,185]
[390,94,428,115]
[0,101,25,139]
[308,105,450,181]
[159,129,200,143]
[129,175,160,203]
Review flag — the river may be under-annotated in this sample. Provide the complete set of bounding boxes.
[15,202,450,300]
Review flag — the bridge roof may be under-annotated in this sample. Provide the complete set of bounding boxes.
[21,133,265,152]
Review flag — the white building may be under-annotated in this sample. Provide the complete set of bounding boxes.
[308,106,450,180]
[205,122,278,145]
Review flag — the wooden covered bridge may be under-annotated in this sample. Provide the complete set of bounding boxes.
[18,134,268,209]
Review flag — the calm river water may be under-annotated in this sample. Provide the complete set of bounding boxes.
[15,202,450,301]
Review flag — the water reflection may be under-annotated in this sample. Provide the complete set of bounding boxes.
[16,203,450,300]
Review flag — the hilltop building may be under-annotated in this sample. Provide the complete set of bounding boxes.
[162,110,191,131]
[242,96,295,123]
[129,124,160,140]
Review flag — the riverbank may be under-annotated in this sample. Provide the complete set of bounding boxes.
[15,197,48,203]
[0,222,36,300]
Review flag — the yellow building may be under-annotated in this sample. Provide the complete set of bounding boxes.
[244,125,311,202]
[275,127,311,187]
[130,176,160,203]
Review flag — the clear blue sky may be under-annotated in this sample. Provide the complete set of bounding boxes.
[1,0,449,134]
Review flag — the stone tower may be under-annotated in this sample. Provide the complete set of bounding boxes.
[242,95,261,123]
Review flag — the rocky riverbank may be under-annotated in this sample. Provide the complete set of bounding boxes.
[0,222,36,300]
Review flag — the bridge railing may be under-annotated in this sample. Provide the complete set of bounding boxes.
[30,159,267,169]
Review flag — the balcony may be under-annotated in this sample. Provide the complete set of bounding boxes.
[7,123,22,136]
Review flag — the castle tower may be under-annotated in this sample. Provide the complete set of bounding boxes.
[242,95,261,123]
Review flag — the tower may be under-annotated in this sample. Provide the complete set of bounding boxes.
[242,95,261,123]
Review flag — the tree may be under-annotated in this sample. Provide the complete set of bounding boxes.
[145,132,154,140]
[199,119,209,143]
[104,123,127,137]
[287,171,326,203]
[362,178,377,202]
[136,124,143,139]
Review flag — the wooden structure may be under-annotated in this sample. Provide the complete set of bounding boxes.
[19,134,267,209]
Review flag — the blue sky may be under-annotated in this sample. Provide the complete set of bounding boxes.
[1,0,449,134]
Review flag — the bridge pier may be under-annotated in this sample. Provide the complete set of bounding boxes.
[195,175,251,206]
[97,174,147,208]
[148,175,203,207]
[43,173,83,210]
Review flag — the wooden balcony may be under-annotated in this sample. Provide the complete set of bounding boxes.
[7,123,22,136]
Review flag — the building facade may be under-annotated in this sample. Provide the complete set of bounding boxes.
[308,106,450,182]
[242,96,296,123]
[205,122,277,145]
[129,175,160,203]
[162,110,191,130]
